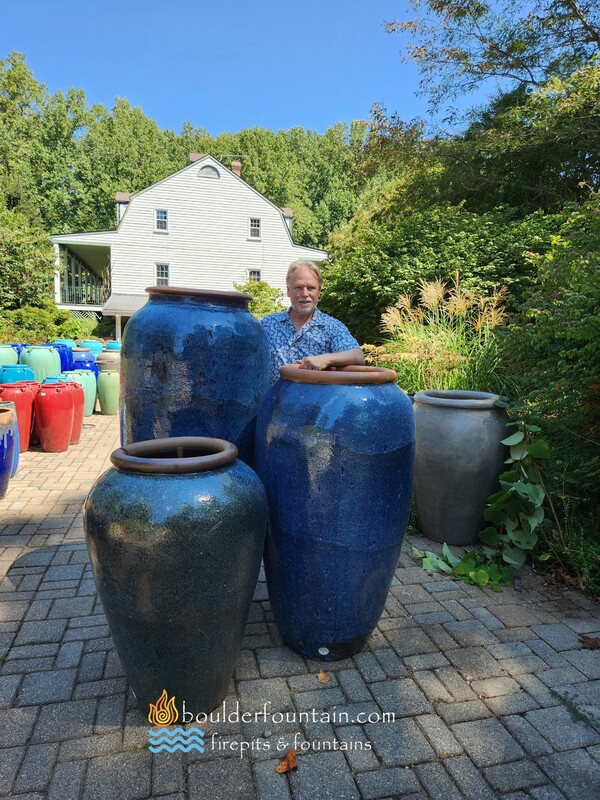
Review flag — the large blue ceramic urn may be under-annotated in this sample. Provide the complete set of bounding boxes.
[255,365,415,661]
[120,287,270,462]
[83,436,268,714]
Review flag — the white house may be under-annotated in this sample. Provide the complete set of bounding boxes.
[50,154,327,338]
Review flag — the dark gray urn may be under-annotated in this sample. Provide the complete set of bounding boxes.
[413,390,508,546]
[84,437,268,715]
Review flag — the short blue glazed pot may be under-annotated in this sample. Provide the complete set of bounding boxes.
[120,287,270,463]
[71,349,99,380]
[104,340,121,351]
[83,436,268,714]
[255,365,415,661]
[79,340,103,357]
[0,364,36,384]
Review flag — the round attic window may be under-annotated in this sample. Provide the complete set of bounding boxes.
[199,165,220,178]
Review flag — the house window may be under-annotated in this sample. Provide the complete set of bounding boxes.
[248,269,261,283]
[155,209,168,232]
[199,165,220,178]
[156,263,169,286]
[248,218,261,240]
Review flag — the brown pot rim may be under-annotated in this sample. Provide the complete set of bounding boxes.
[279,364,398,385]
[414,389,501,409]
[145,286,252,307]
[110,436,238,474]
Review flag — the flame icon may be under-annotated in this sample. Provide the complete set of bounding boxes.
[148,689,179,726]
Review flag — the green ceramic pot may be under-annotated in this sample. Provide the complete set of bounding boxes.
[98,372,120,415]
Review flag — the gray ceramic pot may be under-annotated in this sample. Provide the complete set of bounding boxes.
[96,350,121,372]
[413,390,508,546]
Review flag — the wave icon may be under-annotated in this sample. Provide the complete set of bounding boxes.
[148,726,205,753]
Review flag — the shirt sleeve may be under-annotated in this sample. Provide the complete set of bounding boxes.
[329,318,360,352]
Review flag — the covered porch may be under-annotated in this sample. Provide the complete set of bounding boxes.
[51,232,114,312]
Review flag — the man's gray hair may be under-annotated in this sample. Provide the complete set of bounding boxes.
[286,260,323,288]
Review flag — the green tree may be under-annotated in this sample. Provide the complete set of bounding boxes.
[386,0,600,112]
[0,205,55,310]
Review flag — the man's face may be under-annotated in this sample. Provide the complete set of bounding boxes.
[287,266,321,317]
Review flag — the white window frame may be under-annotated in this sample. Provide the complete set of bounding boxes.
[248,217,261,240]
[248,269,261,283]
[155,263,169,286]
[154,209,168,233]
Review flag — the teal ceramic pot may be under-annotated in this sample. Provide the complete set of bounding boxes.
[121,287,269,463]
[80,340,103,357]
[105,340,121,351]
[0,345,18,366]
[97,372,120,415]
[63,370,97,416]
[19,346,61,383]
[84,436,268,714]
[53,338,77,349]
[0,365,36,384]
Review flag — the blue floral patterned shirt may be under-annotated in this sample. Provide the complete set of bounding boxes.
[261,306,360,384]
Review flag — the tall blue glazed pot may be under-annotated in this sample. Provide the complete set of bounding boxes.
[0,406,16,498]
[83,436,268,714]
[255,365,415,661]
[120,287,270,463]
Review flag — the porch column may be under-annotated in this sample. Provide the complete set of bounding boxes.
[115,315,122,340]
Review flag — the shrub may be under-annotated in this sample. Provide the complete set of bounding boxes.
[234,280,285,319]
[0,301,89,344]
[364,274,515,395]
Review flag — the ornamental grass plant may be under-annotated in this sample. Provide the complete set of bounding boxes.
[364,272,515,396]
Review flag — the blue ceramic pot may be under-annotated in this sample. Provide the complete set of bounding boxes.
[52,343,74,372]
[0,406,16,497]
[84,436,268,714]
[0,364,36,384]
[256,365,415,661]
[71,349,99,380]
[0,401,19,476]
[121,287,270,463]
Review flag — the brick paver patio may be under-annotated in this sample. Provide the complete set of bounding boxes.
[1,413,599,799]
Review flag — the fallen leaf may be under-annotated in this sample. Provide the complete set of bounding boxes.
[317,669,331,684]
[581,635,600,650]
[275,748,298,773]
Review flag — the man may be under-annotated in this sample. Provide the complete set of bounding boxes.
[261,260,364,384]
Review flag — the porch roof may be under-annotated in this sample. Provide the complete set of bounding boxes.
[103,293,148,315]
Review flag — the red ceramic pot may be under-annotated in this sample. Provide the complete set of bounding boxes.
[12,381,41,444]
[61,381,85,444]
[0,384,34,452]
[34,384,74,452]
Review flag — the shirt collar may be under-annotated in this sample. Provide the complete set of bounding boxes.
[282,306,325,328]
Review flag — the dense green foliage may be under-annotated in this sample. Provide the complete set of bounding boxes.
[233,281,285,319]
[321,203,557,343]
[0,301,88,343]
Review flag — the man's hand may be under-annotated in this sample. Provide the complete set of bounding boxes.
[297,348,364,371]
[297,354,334,371]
